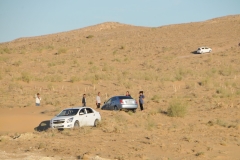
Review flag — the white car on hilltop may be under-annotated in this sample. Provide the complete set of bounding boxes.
[50,107,101,129]
[197,47,212,54]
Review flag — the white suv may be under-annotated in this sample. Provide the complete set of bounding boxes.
[197,47,212,54]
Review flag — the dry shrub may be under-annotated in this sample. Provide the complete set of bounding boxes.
[37,143,45,149]
[78,126,92,134]
[167,98,187,117]
[20,72,31,83]
[218,66,233,76]
[195,152,204,157]
[57,48,67,54]
[215,87,232,98]
[96,119,107,128]
[216,119,228,127]
[70,76,81,83]
[145,118,156,131]
[151,95,160,103]
[86,35,94,38]
[123,81,132,89]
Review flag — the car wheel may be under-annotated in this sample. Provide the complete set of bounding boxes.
[74,121,79,128]
[132,109,136,113]
[94,119,99,127]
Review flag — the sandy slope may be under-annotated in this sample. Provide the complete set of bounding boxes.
[0,15,240,159]
[0,106,53,133]
[0,104,239,160]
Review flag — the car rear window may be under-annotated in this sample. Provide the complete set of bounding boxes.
[118,96,133,99]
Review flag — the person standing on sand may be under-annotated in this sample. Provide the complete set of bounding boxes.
[139,91,145,111]
[82,94,86,106]
[126,91,131,97]
[96,92,101,109]
[35,93,41,106]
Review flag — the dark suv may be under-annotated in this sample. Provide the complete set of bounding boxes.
[101,96,138,112]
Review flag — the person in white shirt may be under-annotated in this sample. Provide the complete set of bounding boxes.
[96,92,101,109]
[35,93,41,106]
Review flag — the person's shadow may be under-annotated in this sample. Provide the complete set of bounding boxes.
[34,120,50,132]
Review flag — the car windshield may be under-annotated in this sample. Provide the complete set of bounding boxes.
[118,96,133,99]
[58,109,79,116]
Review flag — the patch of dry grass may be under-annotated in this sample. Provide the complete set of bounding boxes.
[167,98,188,117]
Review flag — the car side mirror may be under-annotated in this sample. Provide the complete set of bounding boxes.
[80,112,84,115]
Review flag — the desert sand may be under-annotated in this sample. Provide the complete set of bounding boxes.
[0,15,240,160]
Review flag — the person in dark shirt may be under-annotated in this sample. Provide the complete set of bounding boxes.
[139,91,145,111]
[82,94,86,106]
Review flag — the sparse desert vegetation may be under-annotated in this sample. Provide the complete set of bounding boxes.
[167,98,188,117]
[0,15,240,159]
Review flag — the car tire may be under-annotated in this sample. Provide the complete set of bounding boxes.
[94,119,99,127]
[132,109,136,113]
[74,121,80,128]
[114,106,118,111]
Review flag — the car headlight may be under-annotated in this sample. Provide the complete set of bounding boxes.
[66,117,74,123]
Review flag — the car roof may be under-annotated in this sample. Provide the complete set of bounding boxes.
[63,106,92,110]
[109,95,133,98]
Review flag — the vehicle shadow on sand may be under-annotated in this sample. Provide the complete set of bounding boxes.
[34,120,50,132]
[191,51,198,54]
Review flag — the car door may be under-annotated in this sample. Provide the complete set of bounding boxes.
[104,98,112,110]
[78,108,88,127]
[203,47,207,53]
[109,97,117,110]
[85,108,95,126]
[205,47,210,52]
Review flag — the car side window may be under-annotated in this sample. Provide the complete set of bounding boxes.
[112,97,117,102]
[86,108,93,114]
[79,109,85,115]
[106,99,111,104]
